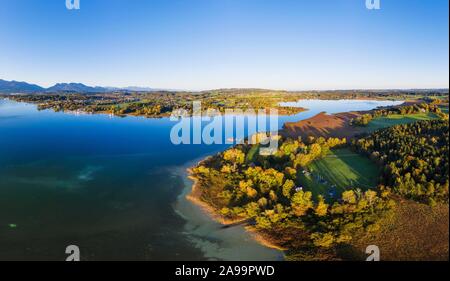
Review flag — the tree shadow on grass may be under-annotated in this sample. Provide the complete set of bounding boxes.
[331,150,380,190]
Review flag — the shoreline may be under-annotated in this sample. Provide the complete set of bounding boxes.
[5,96,410,121]
[185,161,288,253]
[173,155,285,261]
[3,97,307,119]
[243,226,288,251]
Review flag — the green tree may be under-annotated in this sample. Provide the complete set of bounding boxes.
[342,190,357,204]
[315,195,328,217]
[291,190,313,216]
[223,148,245,170]
[282,179,295,199]
[311,232,335,248]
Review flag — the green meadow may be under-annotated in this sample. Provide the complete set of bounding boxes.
[365,112,439,131]
[299,148,379,197]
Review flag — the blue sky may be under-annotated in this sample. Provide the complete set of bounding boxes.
[0,0,448,90]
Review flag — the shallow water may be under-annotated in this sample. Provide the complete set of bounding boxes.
[279,99,404,122]
[0,98,402,260]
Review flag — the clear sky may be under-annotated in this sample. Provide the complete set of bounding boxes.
[0,0,448,90]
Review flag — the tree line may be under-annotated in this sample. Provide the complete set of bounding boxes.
[350,103,444,126]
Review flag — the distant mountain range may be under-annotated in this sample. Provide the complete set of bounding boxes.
[0,79,45,93]
[1,79,448,94]
[0,79,161,94]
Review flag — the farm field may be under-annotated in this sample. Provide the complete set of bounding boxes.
[299,148,379,198]
[365,112,438,131]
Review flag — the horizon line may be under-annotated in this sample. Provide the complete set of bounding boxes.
[1,78,449,93]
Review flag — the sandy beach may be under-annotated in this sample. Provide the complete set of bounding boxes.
[172,156,285,261]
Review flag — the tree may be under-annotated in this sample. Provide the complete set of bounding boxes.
[364,190,378,205]
[291,190,313,216]
[309,143,322,158]
[258,197,268,208]
[221,164,233,173]
[315,195,328,217]
[311,232,335,248]
[284,167,297,180]
[195,165,210,176]
[223,148,245,170]
[282,179,295,199]
[240,180,258,198]
[245,202,260,217]
[342,190,357,204]
[255,216,272,229]
[255,168,284,194]
[294,153,312,168]
[269,190,278,202]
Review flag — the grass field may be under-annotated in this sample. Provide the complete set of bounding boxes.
[365,112,438,131]
[439,105,449,114]
[299,148,379,198]
[245,144,259,163]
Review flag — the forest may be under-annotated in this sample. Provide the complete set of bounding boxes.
[352,119,449,205]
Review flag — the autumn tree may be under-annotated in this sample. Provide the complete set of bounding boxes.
[315,195,328,217]
[291,190,313,216]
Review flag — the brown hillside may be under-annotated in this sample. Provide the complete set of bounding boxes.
[281,111,365,139]
[349,199,449,261]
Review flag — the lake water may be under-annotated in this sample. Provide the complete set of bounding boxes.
[0,98,403,260]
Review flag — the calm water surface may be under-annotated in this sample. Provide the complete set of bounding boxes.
[0,98,402,260]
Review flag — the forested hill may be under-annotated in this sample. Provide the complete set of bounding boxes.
[353,119,449,205]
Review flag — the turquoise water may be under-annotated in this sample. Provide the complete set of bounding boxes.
[0,98,402,260]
